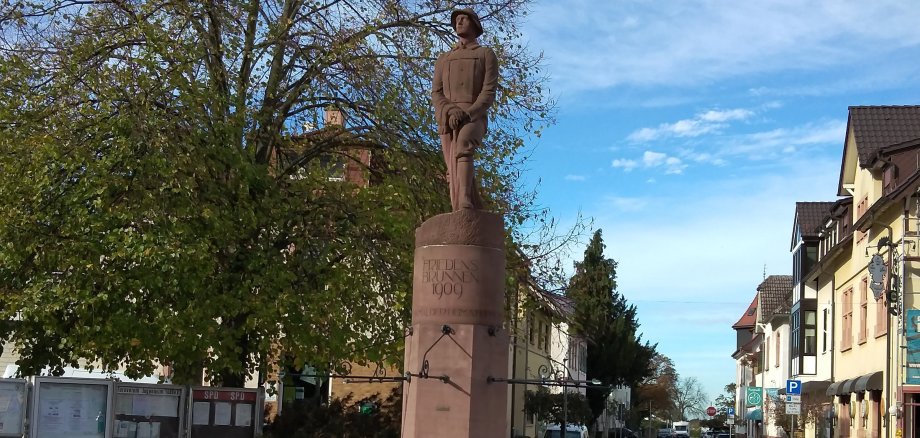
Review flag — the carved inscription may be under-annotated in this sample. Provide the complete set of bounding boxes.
[422,258,480,299]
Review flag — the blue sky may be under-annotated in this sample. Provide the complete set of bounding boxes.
[515,0,920,403]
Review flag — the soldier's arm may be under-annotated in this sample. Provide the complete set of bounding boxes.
[465,47,498,122]
[432,54,458,125]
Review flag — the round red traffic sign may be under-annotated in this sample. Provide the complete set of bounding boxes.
[706,406,717,416]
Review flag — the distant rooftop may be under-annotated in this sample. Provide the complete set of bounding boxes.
[732,294,758,329]
[795,202,835,239]
[758,275,792,322]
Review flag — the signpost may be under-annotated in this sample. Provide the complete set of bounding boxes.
[706,406,716,416]
[786,379,801,395]
[746,387,763,406]
[785,379,802,434]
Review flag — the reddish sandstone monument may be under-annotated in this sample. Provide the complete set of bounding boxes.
[401,8,508,437]
[402,210,508,437]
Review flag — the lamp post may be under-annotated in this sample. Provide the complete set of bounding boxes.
[562,358,568,438]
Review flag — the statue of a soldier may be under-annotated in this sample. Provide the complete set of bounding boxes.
[432,9,498,211]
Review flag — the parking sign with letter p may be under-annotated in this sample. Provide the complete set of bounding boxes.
[786,379,801,395]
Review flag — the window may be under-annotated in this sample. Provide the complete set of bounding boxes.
[775,333,780,367]
[578,344,587,373]
[543,322,551,351]
[842,288,853,351]
[528,317,535,345]
[537,321,548,351]
[856,195,869,218]
[804,311,817,355]
[822,308,829,353]
[805,245,817,278]
[791,310,801,360]
[859,277,868,344]
[763,336,769,370]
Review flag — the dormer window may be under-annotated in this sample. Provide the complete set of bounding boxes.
[883,165,898,195]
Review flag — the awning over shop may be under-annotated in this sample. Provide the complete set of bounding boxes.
[853,371,884,392]
[746,409,763,421]
[803,380,832,395]
[841,379,858,394]
[825,371,884,396]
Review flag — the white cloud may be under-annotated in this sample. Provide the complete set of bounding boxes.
[699,109,754,123]
[612,151,687,175]
[624,118,846,172]
[664,156,685,174]
[642,151,667,166]
[564,174,587,181]
[716,119,847,160]
[524,0,920,92]
[628,108,754,142]
[611,158,639,171]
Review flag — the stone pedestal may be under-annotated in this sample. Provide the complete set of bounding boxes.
[401,210,509,437]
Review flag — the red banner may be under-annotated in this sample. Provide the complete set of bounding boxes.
[192,389,257,402]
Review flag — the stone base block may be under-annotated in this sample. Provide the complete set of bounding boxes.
[401,322,509,438]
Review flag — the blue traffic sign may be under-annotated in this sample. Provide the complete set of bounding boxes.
[727,407,735,415]
[786,379,801,395]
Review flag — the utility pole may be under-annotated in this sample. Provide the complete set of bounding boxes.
[648,400,653,438]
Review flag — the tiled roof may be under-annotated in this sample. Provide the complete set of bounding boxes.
[545,292,574,316]
[796,202,835,238]
[849,106,920,168]
[757,275,792,322]
[732,294,758,329]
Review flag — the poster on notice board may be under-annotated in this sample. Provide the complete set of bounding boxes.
[113,383,186,438]
[0,379,27,437]
[30,377,113,438]
[189,387,261,438]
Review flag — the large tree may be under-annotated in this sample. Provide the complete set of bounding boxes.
[0,0,553,385]
[566,229,656,427]
[673,375,707,420]
[634,352,678,421]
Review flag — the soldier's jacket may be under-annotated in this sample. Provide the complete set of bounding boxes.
[432,41,498,135]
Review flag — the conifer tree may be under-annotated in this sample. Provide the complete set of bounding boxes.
[567,229,656,426]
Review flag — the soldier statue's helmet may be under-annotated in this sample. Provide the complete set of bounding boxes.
[451,9,484,37]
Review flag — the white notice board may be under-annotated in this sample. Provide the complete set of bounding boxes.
[0,379,27,437]
[113,383,185,438]
[31,377,114,438]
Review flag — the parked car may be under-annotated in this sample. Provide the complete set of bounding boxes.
[656,428,675,438]
[543,424,589,438]
[714,434,731,438]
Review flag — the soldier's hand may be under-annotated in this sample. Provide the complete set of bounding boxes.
[448,109,470,130]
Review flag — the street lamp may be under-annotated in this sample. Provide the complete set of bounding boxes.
[562,358,568,437]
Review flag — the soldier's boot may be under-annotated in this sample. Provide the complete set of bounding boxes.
[455,157,481,210]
